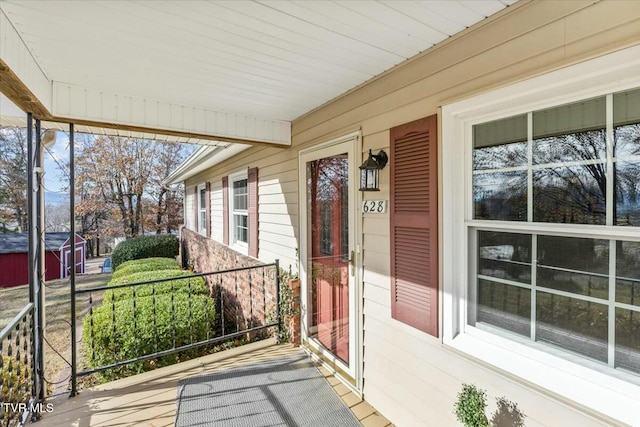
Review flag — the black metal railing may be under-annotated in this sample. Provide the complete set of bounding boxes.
[71,261,280,389]
[1,303,36,427]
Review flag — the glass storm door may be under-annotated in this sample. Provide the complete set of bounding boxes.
[300,135,358,373]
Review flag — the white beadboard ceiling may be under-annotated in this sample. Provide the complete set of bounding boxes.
[0,0,515,145]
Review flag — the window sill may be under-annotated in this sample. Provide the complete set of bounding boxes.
[229,243,248,256]
[444,328,639,425]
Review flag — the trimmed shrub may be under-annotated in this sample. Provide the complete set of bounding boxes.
[111,257,180,281]
[83,293,216,381]
[104,269,209,302]
[111,235,178,269]
[1,356,31,424]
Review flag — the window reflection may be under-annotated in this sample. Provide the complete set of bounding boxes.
[478,231,531,283]
[478,280,530,337]
[532,129,606,165]
[537,292,608,363]
[473,172,527,221]
[616,241,640,307]
[473,142,527,170]
[616,308,640,373]
[537,236,609,299]
[533,165,606,224]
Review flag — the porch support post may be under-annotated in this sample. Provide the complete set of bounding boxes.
[28,114,46,411]
[70,123,77,397]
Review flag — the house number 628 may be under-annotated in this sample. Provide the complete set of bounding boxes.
[362,200,387,214]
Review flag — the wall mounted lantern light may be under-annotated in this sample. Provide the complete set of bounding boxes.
[359,149,388,191]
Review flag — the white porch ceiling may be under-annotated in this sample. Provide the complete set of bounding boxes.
[0,0,515,146]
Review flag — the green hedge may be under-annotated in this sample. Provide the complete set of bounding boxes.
[83,293,216,381]
[104,269,209,302]
[111,257,180,281]
[111,235,179,269]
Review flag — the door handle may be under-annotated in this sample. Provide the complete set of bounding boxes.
[349,250,355,276]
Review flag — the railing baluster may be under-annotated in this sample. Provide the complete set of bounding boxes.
[7,330,15,417]
[249,270,254,329]
[262,267,266,324]
[89,292,95,364]
[171,280,176,349]
[206,281,211,341]
[235,271,240,332]
[219,275,225,337]
[188,278,193,344]
[153,283,158,354]
[133,286,138,357]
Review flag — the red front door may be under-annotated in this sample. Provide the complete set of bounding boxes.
[308,155,350,365]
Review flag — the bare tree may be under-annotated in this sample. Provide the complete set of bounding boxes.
[0,128,28,232]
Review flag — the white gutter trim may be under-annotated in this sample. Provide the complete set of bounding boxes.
[163,143,251,185]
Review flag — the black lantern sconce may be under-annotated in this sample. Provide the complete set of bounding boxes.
[359,149,388,191]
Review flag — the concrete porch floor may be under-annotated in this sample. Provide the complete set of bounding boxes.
[39,339,393,427]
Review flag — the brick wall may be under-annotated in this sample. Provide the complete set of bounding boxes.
[180,227,277,332]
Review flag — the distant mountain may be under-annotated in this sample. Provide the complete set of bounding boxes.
[45,192,69,205]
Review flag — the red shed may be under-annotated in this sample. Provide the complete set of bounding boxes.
[0,232,86,288]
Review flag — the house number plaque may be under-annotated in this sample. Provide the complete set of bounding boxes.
[362,200,387,214]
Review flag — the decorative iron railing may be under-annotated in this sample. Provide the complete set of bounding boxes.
[0,304,36,427]
[72,261,280,390]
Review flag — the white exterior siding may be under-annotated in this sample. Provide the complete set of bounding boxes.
[185,146,299,272]
[210,181,224,242]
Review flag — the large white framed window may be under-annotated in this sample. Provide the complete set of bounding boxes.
[197,183,207,235]
[442,45,640,425]
[229,171,248,253]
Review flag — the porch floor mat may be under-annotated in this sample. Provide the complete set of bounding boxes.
[175,352,361,427]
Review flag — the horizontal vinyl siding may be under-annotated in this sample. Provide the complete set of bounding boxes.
[185,145,299,271]
[184,190,195,231]
[210,182,223,243]
[291,1,640,426]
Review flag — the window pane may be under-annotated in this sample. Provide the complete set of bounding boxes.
[478,231,531,284]
[533,129,606,165]
[473,115,527,170]
[478,279,531,337]
[473,171,527,221]
[613,87,640,159]
[234,214,247,243]
[536,292,608,363]
[615,308,640,374]
[533,165,606,224]
[537,236,609,299]
[614,160,640,226]
[200,211,206,231]
[616,241,640,306]
[319,201,332,256]
[233,179,248,211]
[613,124,640,160]
[533,97,606,164]
[199,188,206,207]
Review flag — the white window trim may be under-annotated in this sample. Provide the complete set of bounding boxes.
[228,170,248,255]
[197,183,207,236]
[441,45,640,426]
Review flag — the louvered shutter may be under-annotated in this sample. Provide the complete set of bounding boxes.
[205,181,211,238]
[222,176,229,245]
[248,167,259,258]
[390,115,438,336]
[193,185,198,232]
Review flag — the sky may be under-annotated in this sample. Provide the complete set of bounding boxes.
[43,131,71,203]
